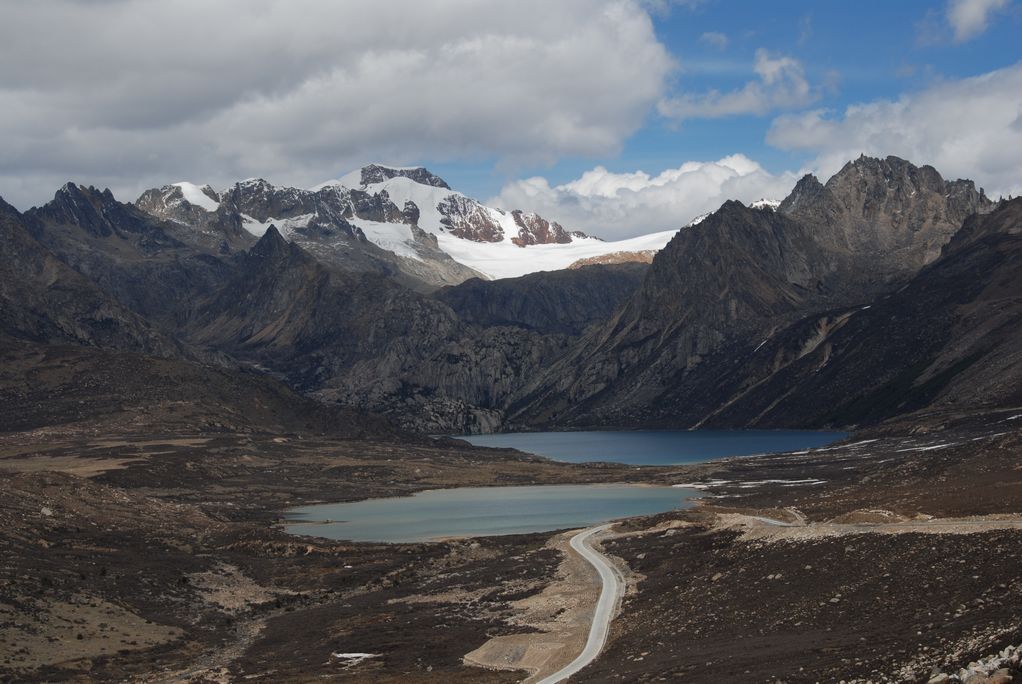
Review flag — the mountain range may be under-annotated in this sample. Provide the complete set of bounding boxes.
[135,163,674,288]
[1,155,1017,435]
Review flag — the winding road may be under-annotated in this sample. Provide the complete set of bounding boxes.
[535,524,622,684]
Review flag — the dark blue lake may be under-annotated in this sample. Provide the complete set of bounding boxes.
[456,429,846,465]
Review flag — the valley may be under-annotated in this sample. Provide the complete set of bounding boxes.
[2,155,1021,683]
[3,410,1020,682]
[4,2,1022,680]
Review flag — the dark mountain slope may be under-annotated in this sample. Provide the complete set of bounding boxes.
[185,228,565,433]
[507,201,845,426]
[1,193,396,439]
[0,337,396,438]
[24,184,232,331]
[692,197,1022,427]
[0,196,177,356]
[435,262,648,335]
[509,157,996,429]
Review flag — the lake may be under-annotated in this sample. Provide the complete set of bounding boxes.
[285,484,698,543]
[456,429,846,465]
[285,430,844,543]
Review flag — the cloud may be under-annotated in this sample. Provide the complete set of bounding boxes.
[699,32,729,50]
[658,49,817,121]
[766,62,1022,198]
[947,0,1010,42]
[0,0,675,209]
[491,154,800,239]
[642,0,706,15]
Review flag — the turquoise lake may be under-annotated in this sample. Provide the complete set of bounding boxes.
[285,484,698,543]
[285,430,844,542]
[457,429,846,465]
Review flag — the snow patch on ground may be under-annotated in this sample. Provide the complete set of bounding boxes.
[331,652,380,668]
[673,480,732,490]
[435,230,674,280]
[172,182,219,211]
[736,479,826,488]
[749,198,781,210]
[240,213,313,239]
[347,218,423,262]
[895,443,957,453]
[684,211,711,227]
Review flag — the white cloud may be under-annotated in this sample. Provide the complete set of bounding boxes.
[491,155,800,239]
[0,0,675,209]
[947,0,1010,42]
[766,62,1022,198]
[699,32,729,50]
[658,49,816,121]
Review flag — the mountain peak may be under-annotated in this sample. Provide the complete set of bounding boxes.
[32,182,126,237]
[346,164,451,190]
[247,224,308,264]
[55,181,113,204]
[777,173,830,216]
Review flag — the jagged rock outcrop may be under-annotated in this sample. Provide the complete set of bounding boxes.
[24,184,232,332]
[357,163,451,189]
[568,250,656,269]
[437,194,506,242]
[135,183,255,254]
[779,155,994,280]
[0,195,178,356]
[510,210,587,247]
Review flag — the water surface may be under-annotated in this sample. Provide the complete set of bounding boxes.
[457,429,845,465]
[285,484,697,543]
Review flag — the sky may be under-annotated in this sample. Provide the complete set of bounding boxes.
[0,0,1020,238]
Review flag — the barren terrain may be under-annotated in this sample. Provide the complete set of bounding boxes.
[2,409,1022,682]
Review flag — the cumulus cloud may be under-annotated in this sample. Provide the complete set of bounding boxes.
[699,32,729,49]
[947,0,1011,42]
[0,0,674,209]
[491,155,800,239]
[767,62,1022,198]
[658,49,816,121]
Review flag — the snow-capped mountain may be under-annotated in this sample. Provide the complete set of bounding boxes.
[138,174,482,288]
[312,164,675,279]
[136,164,676,283]
[749,198,781,211]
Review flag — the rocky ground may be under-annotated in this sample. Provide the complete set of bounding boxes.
[579,409,1022,683]
[1,409,1021,682]
[0,424,649,683]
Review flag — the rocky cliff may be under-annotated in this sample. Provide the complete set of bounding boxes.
[508,156,1001,429]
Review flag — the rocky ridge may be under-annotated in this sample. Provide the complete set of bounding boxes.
[508,156,1001,429]
[134,165,621,287]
